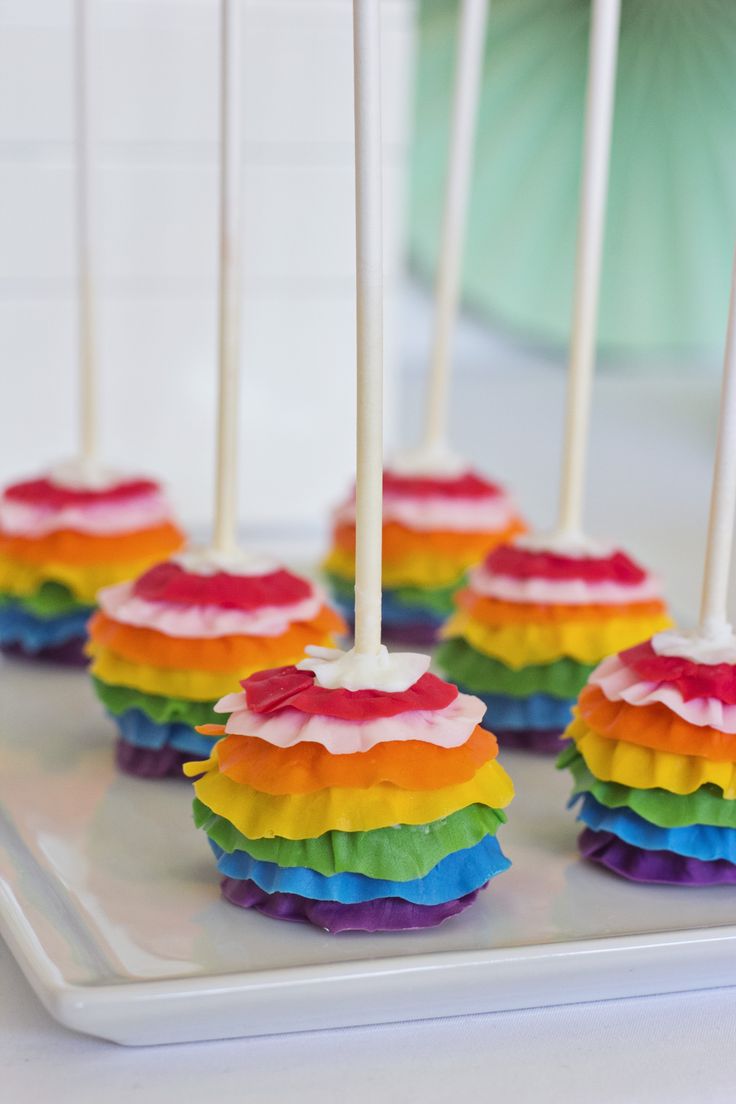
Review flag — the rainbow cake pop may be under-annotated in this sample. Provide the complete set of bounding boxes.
[440,0,672,749]
[185,0,514,932]
[0,10,185,662]
[437,537,670,752]
[561,245,736,884]
[88,553,344,778]
[87,2,346,779]
[559,634,736,885]
[185,647,513,932]
[325,0,525,644]
[0,463,183,663]
[324,466,525,644]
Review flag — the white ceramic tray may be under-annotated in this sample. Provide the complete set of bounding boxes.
[1,657,736,1047]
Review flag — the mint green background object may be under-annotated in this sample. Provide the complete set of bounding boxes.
[409,0,736,354]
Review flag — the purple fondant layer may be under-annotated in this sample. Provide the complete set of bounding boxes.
[220,876,483,932]
[579,828,736,886]
[0,638,88,667]
[115,739,189,780]
[494,728,567,754]
[382,625,439,647]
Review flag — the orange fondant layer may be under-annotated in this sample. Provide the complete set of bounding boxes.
[196,724,498,793]
[88,604,344,673]
[458,590,669,627]
[0,522,183,566]
[332,519,524,564]
[578,683,736,762]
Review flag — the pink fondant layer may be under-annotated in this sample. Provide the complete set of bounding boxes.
[0,491,172,538]
[468,566,662,606]
[98,580,324,639]
[591,653,736,733]
[335,493,517,534]
[215,691,485,753]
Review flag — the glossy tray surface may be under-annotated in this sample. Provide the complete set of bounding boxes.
[1,659,735,1046]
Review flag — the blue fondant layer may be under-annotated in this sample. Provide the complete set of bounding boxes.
[470,689,573,732]
[576,793,736,863]
[333,591,445,631]
[0,604,90,651]
[209,833,510,905]
[113,708,217,758]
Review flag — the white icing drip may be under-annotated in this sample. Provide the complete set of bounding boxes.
[297,644,431,692]
[514,530,615,558]
[387,445,468,479]
[652,626,736,666]
[48,457,135,492]
[469,565,662,606]
[173,546,278,577]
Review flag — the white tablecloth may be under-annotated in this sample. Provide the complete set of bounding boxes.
[3,937,735,1103]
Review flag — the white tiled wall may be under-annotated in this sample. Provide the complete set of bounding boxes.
[0,0,416,543]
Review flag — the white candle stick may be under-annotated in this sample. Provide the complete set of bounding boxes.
[699,247,736,638]
[423,0,488,458]
[75,0,98,467]
[352,0,384,656]
[556,0,621,538]
[211,0,242,556]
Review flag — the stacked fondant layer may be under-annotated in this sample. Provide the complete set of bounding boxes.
[89,562,344,778]
[186,663,514,931]
[0,473,183,661]
[324,470,524,644]
[438,542,670,753]
[559,637,736,884]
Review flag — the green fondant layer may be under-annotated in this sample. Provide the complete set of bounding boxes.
[0,581,90,619]
[325,570,459,617]
[389,580,459,616]
[92,677,219,727]
[558,745,736,830]
[193,798,505,882]
[437,637,593,700]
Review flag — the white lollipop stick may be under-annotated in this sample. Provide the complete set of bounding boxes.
[211,0,242,556]
[556,0,621,538]
[699,248,736,639]
[352,0,384,656]
[422,0,488,460]
[75,0,97,467]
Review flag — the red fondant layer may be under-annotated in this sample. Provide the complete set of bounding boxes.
[484,544,648,585]
[132,561,312,610]
[242,665,459,719]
